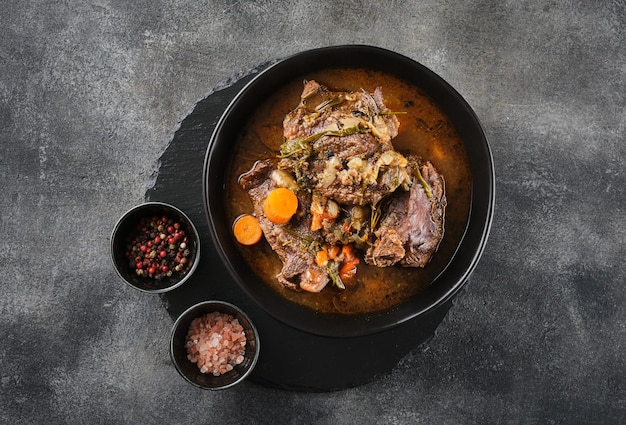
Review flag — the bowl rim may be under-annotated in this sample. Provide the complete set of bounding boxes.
[169,300,261,390]
[110,201,201,294]
[203,44,495,337]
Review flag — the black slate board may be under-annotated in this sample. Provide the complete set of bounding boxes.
[147,68,452,391]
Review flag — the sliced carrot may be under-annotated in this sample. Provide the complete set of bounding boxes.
[263,187,298,225]
[233,214,263,246]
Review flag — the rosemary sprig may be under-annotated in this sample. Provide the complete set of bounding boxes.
[326,260,345,290]
[281,226,321,254]
[277,123,371,159]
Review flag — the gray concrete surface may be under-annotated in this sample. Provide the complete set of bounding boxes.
[1,1,625,423]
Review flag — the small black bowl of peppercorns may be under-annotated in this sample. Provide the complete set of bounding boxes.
[111,202,200,293]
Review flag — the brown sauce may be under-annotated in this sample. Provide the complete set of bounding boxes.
[225,68,472,315]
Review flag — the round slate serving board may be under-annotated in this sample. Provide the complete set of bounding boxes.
[147,67,452,391]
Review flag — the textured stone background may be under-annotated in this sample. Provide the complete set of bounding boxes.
[1,1,625,423]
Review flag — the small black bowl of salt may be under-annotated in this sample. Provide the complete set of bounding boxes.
[170,300,260,390]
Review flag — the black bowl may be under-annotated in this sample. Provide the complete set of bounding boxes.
[170,301,260,390]
[203,45,494,337]
[111,202,200,293]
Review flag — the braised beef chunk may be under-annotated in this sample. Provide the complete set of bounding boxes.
[283,80,399,147]
[366,158,446,268]
[279,81,405,206]
[239,160,329,292]
[239,80,447,294]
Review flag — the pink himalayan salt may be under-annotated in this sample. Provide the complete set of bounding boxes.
[185,311,247,376]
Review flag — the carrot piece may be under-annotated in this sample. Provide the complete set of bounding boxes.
[341,244,356,261]
[315,249,329,267]
[263,187,298,225]
[311,211,324,231]
[339,257,360,281]
[233,214,263,246]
